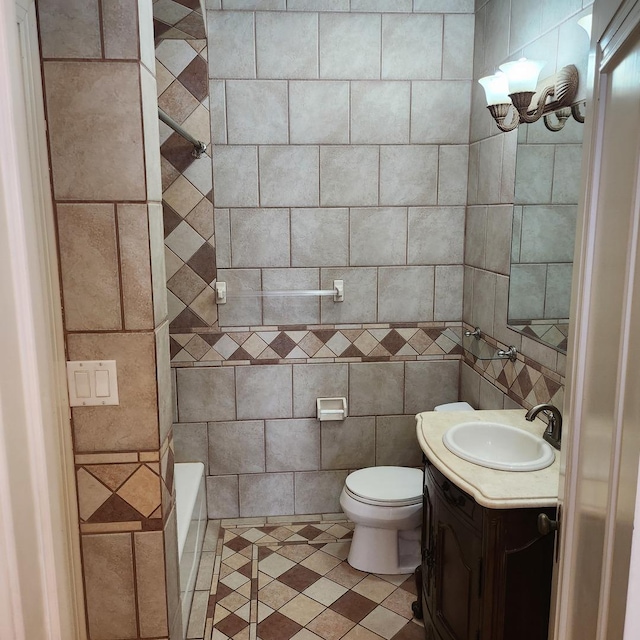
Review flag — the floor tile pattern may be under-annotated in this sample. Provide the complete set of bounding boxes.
[188,520,424,640]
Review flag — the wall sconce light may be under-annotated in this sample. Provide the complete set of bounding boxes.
[479,59,580,132]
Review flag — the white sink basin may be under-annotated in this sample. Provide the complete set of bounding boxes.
[442,421,555,472]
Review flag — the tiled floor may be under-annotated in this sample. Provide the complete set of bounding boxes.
[188,517,424,640]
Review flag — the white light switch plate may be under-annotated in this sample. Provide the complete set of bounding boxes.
[66,360,119,407]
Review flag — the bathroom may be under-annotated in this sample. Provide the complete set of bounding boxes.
[2,0,640,639]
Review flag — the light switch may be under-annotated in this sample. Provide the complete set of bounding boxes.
[74,371,91,398]
[66,361,119,407]
[95,370,110,397]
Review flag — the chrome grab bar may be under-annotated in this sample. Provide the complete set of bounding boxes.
[158,108,207,158]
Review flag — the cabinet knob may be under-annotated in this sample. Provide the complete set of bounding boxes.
[537,513,558,536]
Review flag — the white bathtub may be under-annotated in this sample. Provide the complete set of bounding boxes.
[174,462,206,637]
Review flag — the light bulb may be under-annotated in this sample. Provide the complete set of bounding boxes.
[499,58,546,94]
[478,72,511,106]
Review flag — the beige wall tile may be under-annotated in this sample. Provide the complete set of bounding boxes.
[140,66,163,202]
[239,473,294,517]
[82,533,137,640]
[57,203,122,331]
[135,531,169,638]
[102,0,139,59]
[294,471,348,514]
[44,61,146,201]
[68,332,159,452]
[164,508,183,636]
[321,417,375,469]
[156,322,173,445]
[117,204,154,330]
[39,0,101,59]
[149,203,169,325]
[375,416,423,467]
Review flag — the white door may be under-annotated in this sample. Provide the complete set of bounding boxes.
[0,1,84,638]
[552,1,640,638]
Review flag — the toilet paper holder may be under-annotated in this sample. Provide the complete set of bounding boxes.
[317,397,348,421]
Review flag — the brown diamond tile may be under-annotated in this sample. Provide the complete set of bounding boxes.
[278,565,322,592]
[87,493,142,523]
[177,54,208,101]
[390,621,425,640]
[313,329,338,344]
[216,582,234,601]
[258,611,303,640]
[516,367,533,398]
[163,202,182,238]
[215,612,249,637]
[330,591,377,623]
[307,609,355,640]
[270,332,298,358]
[297,525,323,541]
[170,307,207,331]
[229,347,252,361]
[174,11,207,38]
[237,562,253,578]
[380,330,407,355]
[169,337,182,359]
[187,241,216,284]
[226,536,252,553]
[161,155,180,191]
[174,0,201,9]
[200,332,225,347]
[398,576,417,596]
[154,18,171,40]
[341,344,365,358]
[258,546,276,561]
[161,131,197,173]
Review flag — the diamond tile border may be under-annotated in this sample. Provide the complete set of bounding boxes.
[170,324,465,364]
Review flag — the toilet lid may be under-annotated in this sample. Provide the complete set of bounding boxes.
[345,467,423,504]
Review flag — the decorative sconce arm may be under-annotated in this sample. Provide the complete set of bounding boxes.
[480,63,581,132]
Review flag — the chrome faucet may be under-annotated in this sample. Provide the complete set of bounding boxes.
[525,403,562,450]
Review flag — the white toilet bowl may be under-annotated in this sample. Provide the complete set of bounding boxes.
[340,404,476,575]
[340,466,423,575]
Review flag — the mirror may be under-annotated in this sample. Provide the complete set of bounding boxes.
[507,104,585,353]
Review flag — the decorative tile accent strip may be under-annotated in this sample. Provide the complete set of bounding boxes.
[154,0,206,42]
[510,322,569,352]
[170,324,465,363]
[462,323,565,410]
[76,463,163,531]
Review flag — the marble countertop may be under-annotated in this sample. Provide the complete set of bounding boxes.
[416,409,560,509]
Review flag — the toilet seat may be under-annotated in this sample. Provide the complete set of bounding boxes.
[345,466,422,507]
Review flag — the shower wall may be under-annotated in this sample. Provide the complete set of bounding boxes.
[168,0,477,518]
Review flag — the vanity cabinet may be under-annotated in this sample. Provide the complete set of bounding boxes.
[417,459,556,640]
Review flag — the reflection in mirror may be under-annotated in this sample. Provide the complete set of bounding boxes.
[508,102,585,353]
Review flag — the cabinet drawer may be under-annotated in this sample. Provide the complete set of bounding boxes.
[426,462,482,531]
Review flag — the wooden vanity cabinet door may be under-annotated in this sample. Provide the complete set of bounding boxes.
[422,464,436,609]
[481,507,556,640]
[433,494,483,640]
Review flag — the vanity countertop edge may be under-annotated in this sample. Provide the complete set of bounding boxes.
[416,409,560,509]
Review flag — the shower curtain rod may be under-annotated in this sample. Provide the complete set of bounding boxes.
[158,108,207,158]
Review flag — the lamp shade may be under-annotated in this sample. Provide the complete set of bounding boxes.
[578,14,592,39]
[478,72,511,106]
[499,58,546,93]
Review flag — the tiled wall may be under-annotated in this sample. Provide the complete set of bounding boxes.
[167,0,478,518]
[461,0,592,408]
[510,118,581,323]
[37,1,179,638]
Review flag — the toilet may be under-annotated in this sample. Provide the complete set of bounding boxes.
[340,401,474,575]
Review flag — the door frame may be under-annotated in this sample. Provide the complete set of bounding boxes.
[0,1,85,638]
[552,0,640,638]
